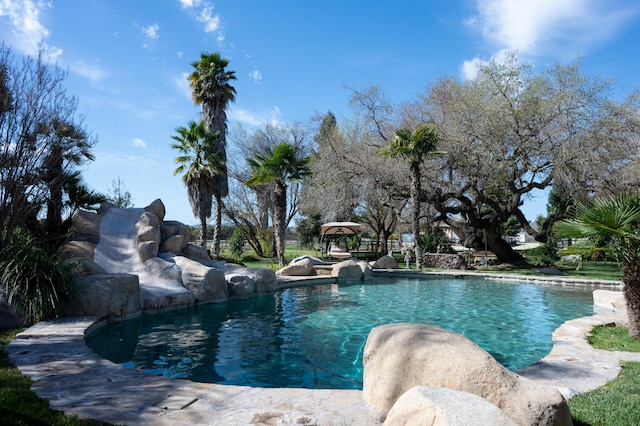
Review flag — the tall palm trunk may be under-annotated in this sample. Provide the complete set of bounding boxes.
[44,144,64,240]
[199,212,207,250]
[623,261,640,339]
[273,181,287,266]
[410,161,422,270]
[212,193,223,257]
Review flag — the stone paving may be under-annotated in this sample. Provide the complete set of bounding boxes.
[6,275,640,425]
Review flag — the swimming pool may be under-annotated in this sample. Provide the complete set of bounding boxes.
[85,275,595,389]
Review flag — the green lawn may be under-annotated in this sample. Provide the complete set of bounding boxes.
[569,326,640,426]
[226,244,625,281]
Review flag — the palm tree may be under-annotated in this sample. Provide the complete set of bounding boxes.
[380,124,439,270]
[41,119,95,244]
[554,193,640,338]
[171,120,225,250]
[188,52,236,256]
[246,142,311,266]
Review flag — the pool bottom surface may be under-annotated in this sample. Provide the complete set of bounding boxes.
[85,276,594,389]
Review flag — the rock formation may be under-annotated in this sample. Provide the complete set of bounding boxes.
[277,255,373,279]
[58,199,276,320]
[383,386,517,426]
[363,323,572,426]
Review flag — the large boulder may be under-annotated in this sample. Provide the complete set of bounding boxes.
[160,220,190,254]
[65,258,108,276]
[331,260,364,279]
[171,255,228,302]
[225,265,277,294]
[363,323,572,426]
[384,386,517,426]
[70,209,102,238]
[137,211,161,262]
[227,274,256,297]
[144,198,166,222]
[183,243,211,261]
[277,256,325,276]
[160,235,187,255]
[60,273,141,320]
[372,255,398,269]
[58,241,97,261]
[138,280,195,311]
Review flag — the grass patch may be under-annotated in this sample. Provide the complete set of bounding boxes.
[569,325,640,425]
[0,329,109,425]
[569,361,640,426]
[588,325,640,352]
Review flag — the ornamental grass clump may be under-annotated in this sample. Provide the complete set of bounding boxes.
[0,232,76,325]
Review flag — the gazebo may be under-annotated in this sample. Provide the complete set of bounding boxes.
[319,222,362,260]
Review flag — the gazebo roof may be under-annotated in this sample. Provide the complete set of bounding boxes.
[320,222,362,236]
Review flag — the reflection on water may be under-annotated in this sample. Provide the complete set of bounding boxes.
[85,276,595,389]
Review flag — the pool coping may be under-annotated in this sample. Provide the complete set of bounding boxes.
[6,271,640,425]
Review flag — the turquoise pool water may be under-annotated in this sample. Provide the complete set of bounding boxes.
[85,275,594,389]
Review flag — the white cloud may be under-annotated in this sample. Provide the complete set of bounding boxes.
[92,152,158,168]
[141,23,160,40]
[178,0,224,38]
[71,61,108,82]
[133,138,147,148]
[228,106,282,127]
[0,0,62,60]
[178,0,201,8]
[468,0,638,56]
[460,57,485,81]
[249,70,262,83]
[460,49,511,80]
[197,4,220,33]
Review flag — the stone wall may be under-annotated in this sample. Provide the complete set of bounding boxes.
[423,253,468,270]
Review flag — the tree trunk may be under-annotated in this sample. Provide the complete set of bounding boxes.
[212,193,222,257]
[623,261,640,339]
[199,212,207,251]
[486,226,524,262]
[44,145,64,240]
[410,161,423,270]
[273,182,287,266]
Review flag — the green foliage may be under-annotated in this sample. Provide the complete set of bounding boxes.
[0,232,76,325]
[569,361,640,426]
[420,228,453,253]
[554,193,640,265]
[527,239,560,266]
[296,213,322,248]
[501,215,521,237]
[107,177,133,208]
[588,325,640,352]
[228,227,245,257]
[379,124,440,161]
[245,142,311,187]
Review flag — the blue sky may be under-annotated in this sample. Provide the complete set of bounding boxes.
[1,0,639,226]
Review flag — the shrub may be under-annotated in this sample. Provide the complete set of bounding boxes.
[0,232,76,325]
[420,228,454,253]
[228,227,245,258]
[527,239,560,266]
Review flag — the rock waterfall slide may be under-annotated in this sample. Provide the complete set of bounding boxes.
[93,206,195,310]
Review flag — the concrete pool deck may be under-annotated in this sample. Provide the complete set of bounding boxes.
[6,272,640,425]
